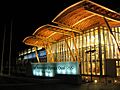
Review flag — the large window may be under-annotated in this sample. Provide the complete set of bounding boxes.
[46,26,120,76]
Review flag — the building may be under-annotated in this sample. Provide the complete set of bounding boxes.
[18,0,120,82]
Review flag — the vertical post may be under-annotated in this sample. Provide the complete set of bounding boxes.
[65,39,76,61]
[103,17,120,55]
[48,44,54,62]
[1,24,6,75]
[44,46,49,62]
[98,26,102,82]
[85,47,93,82]
[72,33,80,62]
[90,46,92,82]
[34,47,40,63]
[102,27,107,84]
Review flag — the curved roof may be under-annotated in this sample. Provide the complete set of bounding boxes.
[23,36,47,47]
[23,24,76,47]
[52,0,120,31]
[23,0,120,48]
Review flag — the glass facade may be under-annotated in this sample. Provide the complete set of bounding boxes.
[17,26,120,77]
[47,26,120,76]
[17,47,46,63]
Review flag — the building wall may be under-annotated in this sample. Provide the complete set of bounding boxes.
[49,26,120,76]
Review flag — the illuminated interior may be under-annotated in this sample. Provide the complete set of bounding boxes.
[46,26,120,76]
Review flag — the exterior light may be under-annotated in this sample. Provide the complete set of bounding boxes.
[94,79,98,83]
[85,77,89,82]
[85,77,88,79]
[114,80,117,83]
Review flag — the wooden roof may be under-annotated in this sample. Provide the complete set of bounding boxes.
[23,24,76,47]
[23,0,120,47]
[23,36,47,47]
[52,0,120,31]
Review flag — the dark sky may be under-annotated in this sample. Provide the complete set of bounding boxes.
[0,0,120,55]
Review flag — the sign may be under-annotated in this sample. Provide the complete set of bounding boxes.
[31,61,79,77]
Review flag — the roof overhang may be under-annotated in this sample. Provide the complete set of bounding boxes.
[23,24,77,47]
[52,0,120,31]
[23,0,120,48]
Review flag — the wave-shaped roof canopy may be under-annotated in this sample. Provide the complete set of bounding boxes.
[23,0,120,47]
[52,0,120,31]
[23,24,76,47]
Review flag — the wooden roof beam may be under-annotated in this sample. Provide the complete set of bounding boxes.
[72,14,95,27]
[84,1,120,21]
[48,27,77,36]
[47,24,81,34]
[86,10,120,23]
[53,22,82,34]
[81,22,100,31]
[52,0,120,26]
[35,35,56,43]
[48,27,71,36]
[47,32,57,39]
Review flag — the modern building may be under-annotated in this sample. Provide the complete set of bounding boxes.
[18,0,120,83]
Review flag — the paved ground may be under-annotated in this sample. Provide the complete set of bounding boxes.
[0,75,120,90]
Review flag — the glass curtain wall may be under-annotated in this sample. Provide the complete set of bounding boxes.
[16,26,120,76]
[81,27,100,75]
[112,27,120,76]
[46,26,120,76]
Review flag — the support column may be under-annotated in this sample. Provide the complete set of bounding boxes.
[44,46,49,63]
[98,27,102,81]
[72,33,80,62]
[65,39,76,62]
[34,47,40,63]
[48,44,54,62]
[103,17,120,55]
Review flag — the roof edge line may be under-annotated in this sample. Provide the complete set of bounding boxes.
[32,24,49,35]
[52,0,86,23]
[52,0,120,23]
[22,36,33,43]
[87,10,120,23]
[87,0,120,15]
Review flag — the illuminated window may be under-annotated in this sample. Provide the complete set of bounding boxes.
[28,48,31,53]
[37,47,42,50]
[32,47,35,52]
[117,68,120,76]
[24,50,27,55]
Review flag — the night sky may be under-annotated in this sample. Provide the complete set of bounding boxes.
[0,0,120,58]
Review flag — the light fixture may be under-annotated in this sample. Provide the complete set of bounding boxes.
[94,79,98,83]
[114,80,117,83]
